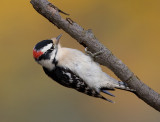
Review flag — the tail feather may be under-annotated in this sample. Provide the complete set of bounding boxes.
[101,96,115,103]
[101,90,115,97]
[99,80,135,103]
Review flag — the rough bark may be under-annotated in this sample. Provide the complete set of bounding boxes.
[30,0,160,112]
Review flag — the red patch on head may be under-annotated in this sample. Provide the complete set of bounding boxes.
[33,49,43,59]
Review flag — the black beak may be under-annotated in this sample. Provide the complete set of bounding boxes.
[56,34,62,44]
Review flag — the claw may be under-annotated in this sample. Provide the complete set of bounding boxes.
[85,47,104,59]
[102,90,115,97]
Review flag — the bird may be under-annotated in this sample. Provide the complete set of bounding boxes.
[33,34,134,103]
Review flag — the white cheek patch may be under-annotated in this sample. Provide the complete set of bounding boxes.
[41,43,53,53]
[39,59,55,70]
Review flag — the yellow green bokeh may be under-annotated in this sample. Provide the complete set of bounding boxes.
[1,0,160,122]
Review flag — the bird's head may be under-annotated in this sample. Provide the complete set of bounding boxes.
[33,34,62,63]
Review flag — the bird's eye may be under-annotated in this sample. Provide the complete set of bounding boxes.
[47,48,54,53]
[51,45,54,49]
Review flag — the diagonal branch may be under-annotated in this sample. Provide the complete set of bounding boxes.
[30,0,160,112]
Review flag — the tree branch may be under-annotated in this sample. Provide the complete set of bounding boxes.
[30,0,160,112]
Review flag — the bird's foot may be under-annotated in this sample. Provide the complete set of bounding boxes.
[85,47,103,59]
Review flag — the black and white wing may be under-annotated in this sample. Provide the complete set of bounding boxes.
[43,66,114,103]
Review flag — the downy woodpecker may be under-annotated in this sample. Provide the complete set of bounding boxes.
[33,34,133,103]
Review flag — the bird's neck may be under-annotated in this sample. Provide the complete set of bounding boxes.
[39,48,59,70]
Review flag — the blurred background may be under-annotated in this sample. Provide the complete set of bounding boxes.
[1,0,160,122]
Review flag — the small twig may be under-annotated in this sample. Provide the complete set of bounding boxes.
[48,3,69,15]
[66,18,74,25]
